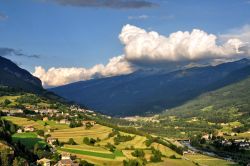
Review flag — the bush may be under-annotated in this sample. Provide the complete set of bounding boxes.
[150,148,163,162]
[68,138,77,145]
[131,149,145,158]
[169,154,177,159]
[105,143,116,152]
[123,159,144,166]
[83,137,96,146]
[37,130,44,137]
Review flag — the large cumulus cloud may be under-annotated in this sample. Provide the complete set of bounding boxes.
[34,24,250,87]
[33,55,134,87]
[119,24,248,63]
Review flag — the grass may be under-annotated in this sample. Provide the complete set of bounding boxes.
[64,144,113,153]
[225,132,250,139]
[148,158,195,166]
[51,124,112,144]
[151,142,181,158]
[3,116,69,131]
[37,120,69,130]
[12,132,46,149]
[3,116,45,130]
[184,154,239,166]
[58,147,116,159]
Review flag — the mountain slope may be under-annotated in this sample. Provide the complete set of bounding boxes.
[0,56,43,93]
[50,59,250,116]
[163,66,250,120]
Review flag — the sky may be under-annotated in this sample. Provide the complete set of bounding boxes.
[0,0,250,87]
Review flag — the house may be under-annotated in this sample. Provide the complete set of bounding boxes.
[183,150,195,155]
[10,109,23,115]
[43,117,49,121]
[47,137,57,145]
[37,158,51,166]
[59,119,70,124]
[202,134,212,140]
[82,120,96,126]
[55,152,79,166]
[17,128,23,133]
[24,125,34,132]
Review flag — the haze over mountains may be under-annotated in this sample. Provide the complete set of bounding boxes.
[50,58,250,116]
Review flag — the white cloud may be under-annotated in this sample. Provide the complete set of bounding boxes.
[220,24,250,55]
[119,24,249,63]
[34,24,250,87]
[128,15,149,20]
[33,55,134,87]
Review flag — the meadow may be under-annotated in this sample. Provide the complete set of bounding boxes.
[12,132,46,149]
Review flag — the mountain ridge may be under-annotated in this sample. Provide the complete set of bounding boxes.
[50,58,250,116]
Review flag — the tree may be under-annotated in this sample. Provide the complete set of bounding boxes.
[85,122,93,129]
[123,159,144,166]
[3,99,11,106]
[131,149,145,158]
[37,130,44,137]
[0,152,10,166]
[79,160,94,166]
[68,138,77,145]
[13,157,27,166]
[83,137,90,145]
[150,148,163,162]
[105,143,116,152]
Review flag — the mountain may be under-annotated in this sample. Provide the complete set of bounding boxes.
[50,59,250,116]
[162,68,250,121]
[0,56,43,93]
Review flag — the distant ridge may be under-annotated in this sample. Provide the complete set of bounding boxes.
[50,58,250,116]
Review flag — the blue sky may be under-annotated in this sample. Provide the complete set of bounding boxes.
[0,0,250,87]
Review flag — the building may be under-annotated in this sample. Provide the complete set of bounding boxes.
[24,125,34,132]
[47,137,57,145]
[17,128,23,133]
[43,117,49,121]
[55,152,79,166]
[37,158,51,166]
[82,120,96,126]
[59,119,70,125]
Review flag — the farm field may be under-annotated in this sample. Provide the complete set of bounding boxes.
[3,116,240,166]
[12,132,46,149]
[58,147,116,159]
[2,116,69,131]
[148,158,195,166]
[184,154,239,166]
[51,124,112,144]
[0,95,19,106]
[3,116,45,130]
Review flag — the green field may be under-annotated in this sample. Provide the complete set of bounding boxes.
[58,147,117,159]
[12,132,46,149]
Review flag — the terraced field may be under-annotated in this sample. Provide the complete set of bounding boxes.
[51,124,112,144]
[3,116,69,131]
[184,154,239,166]
[3,116,45,130]
[151,142,181,158]
[4,116,239,166]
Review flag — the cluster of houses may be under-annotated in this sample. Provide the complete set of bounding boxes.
[202,134,250,150]
[1,109,23,116]
[37,152,79,166]
[17,125,35,133]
